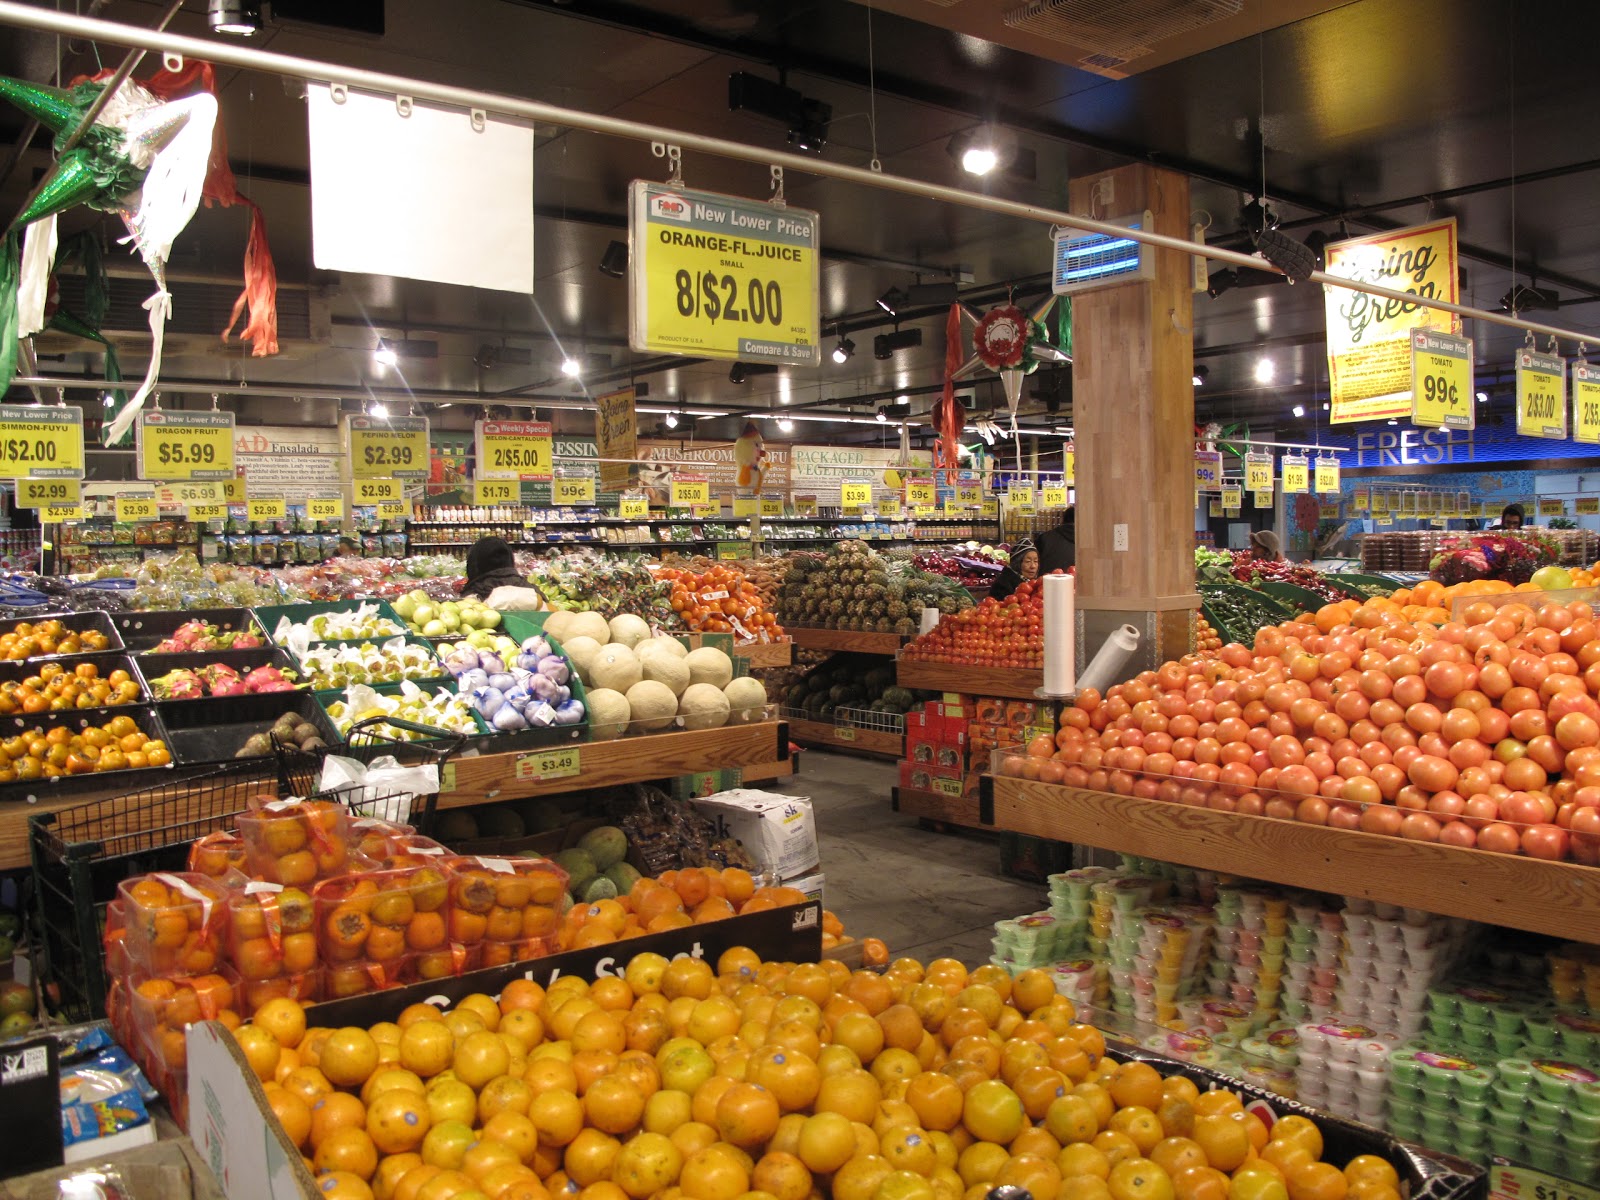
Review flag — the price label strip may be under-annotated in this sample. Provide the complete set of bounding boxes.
[553,476,596,506]
[1409,329,1476,430]
[307,497,344,521]
[1576,362,1600,445]
[474,477,518,505]
[1282,456,1309,494]
[618,494,649,519]
[349,415,429,479]
[840,482,872,508]
[15,477,79,508]
[0,404,84,478]
[1194,448,1223,492]
[474,418,553,480]
[248,498,286,522]
[1517,348,1568,439]
[514,746,582,782]
[629,180,821,367]
[1488,1157,1600,1200]
[115,493,158,522]
[671,475,709,507]
[137,410,235,481]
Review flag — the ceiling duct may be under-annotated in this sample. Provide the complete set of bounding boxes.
[1003,0,1243,70]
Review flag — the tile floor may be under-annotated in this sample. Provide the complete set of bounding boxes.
[767,749,1044,964]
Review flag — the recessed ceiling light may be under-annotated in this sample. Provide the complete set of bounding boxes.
[1255,358,1275,385]
[208,0,261,35]
[373,340,398,369]
[778,417,794,433]
[560,358,582,378]
[962,146,999,176]
[664,413,679,429]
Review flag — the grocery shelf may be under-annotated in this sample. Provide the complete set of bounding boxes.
[435,719,789,807]
[786,717,902,758]
[896,658,1044,700]
[736,641,793,669]
[980,777,1600,943]
[893,785,983,829]
[737,752,797,785]
[787,627,909,655]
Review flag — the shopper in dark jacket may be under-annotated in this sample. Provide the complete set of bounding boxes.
[991,540,1038,601]
[461,535,534,599]
[1036,509,1076,575]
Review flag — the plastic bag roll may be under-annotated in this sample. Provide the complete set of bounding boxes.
[1078,623,1142,696]
[919,606,941,634]
[1043,574,1075,696]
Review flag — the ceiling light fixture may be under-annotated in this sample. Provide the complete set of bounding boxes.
[373,340,398,369]
[598,241,629,279]
[831,335,855,364]
[727,72,832,154]
[1292,404,1305,418]
[896,395,910,405]
[1254,358,1275,385]
[664,413,679,429]
[874,328,923,360]
[945,126,1032,180]
[1192,366,1209,387]
[560,357,583,378]
[729,362,748,385]
[778,417,794,433]
[876,288,908,317]
[208,0,262,35]
[875,406,888,423]
[369,401,389,419]
[1477,391,1489,403]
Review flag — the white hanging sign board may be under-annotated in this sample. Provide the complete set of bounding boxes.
[307,83,535,294]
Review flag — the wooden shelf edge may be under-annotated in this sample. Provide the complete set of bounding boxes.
[787,718,903,757]
[985,778,1600,943]
[738,755,796,784]
[738,641,793,668]
[787,627,907,655]
[437,721,787,807]
[893,785,985,829]
[897,658,1044,701]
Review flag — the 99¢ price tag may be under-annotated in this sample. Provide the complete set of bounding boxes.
[1194,449,1223,491]
[840,482,872,508]
[248,498,286,522]
[137,411,234,480]
[307,497,344,521]
[955,484,981,506]
[474,478,518,505]
[15,477,79,507]
[553,477,596,506]
[1409,329,1475,430]
[515,746,582,782]
[354,478,401,504]
[907,479,936,507]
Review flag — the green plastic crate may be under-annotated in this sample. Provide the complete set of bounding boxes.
[253,599,408,646]
[314,678,489,746]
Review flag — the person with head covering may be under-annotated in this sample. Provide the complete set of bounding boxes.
[1249,528,1284,561]
[990,539,1039,601]
[1036,507,1076,575]
[1496,503,1525,530]
[460,535,534,600]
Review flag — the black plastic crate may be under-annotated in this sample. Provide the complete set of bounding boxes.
[110,608,264,652]
[0,610,122,657]
[131,646,296,705]
[0,652,147,709]
[29,750,320,1021]
[157,689,336,766]
[0,705,176,801]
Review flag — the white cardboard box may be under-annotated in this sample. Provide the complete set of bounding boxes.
[690,788,820,881]
[188,1021,317,1199]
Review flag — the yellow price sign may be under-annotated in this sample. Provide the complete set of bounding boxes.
[1371,492,1390,513]
[162,481,220,506]
[980,500,999,518]
[377,500,409,520]
[1576,363,1600,445]
[349,415,428,478]
[955,483,981,506]
[1009,485,1034,508]
[40,503,84,522]
[514,746,582,782]
[618,495,649,518]
[1041,486,1068,509]
[475,418,553,479]
[1540,499,1566,518]
[1578,497,1600,516]
[916,505,939,518]
[137,410,234,480]
[1375,515,1394,526]
[840,482,872,508]
[15,477,79,507]
[188,503,226,521]
[1208,499,1222,517]
[116,494,158,522]
[732,496,759,517]
[629,181,820,367]
[1063,447,1075,485]
[1194,449,1223,492]
[876,497,901,516]
[474,477,518,505]
[220,475,246,503]
[553,477,596,506]
[1245,453,1273,493]
[1282,457,1309,494]
[759,496,784,517]
[691,502,721,517]
[248,498,286,521]
[353,477,402,504]
[1252,489,1273,509]
[1315,459,1341,495]
[1517,349,1568,438]
[1321,502,1342,519]
[0,404,84,478]
[671,475,709,506]
[1221,484,1242,510]
[907,479,936,507]
[794,496,818,516]
[1352,487,1371,511]
[307,497,345,521]
[1409,329,1475,430]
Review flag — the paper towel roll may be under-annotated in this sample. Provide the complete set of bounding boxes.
[1043,573,1075,696]
[1077,624,1142,696]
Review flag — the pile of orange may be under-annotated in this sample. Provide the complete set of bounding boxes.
[657,565,785,642]
[0,711,169,780]
[233,948,1403,1200]
[0,617,110,659]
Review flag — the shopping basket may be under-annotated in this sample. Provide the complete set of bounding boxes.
[310,715,471,834]
[28,744,320,1021]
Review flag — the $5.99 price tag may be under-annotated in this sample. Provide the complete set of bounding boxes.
[0,404,84,479]
[349,415,428,479]
[474,477,518,505]
[15,477,79,508]
[553,477,596,506]
[137,411,234,480]
[515,746,581,782]
[354,478,402,504]
[307,497,344,521]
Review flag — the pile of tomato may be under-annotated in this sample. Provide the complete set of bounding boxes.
[902,577,1045,669]
[657,565,785,643]
[1003,589,1600,863]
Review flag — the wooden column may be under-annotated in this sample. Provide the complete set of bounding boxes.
[1067,164,1198,672]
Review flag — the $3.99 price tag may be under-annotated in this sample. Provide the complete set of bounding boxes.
[137,411,234,480]
[354,478,401,504]
[840,482,871,508]
[553,477,596,506]
[15,477,79,507]
[515,746,581,782]
[307,497,344,521]
[474,477,518,505]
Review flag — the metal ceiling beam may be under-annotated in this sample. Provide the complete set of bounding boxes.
[0,3,1594,353]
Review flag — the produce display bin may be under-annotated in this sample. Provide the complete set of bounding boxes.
[253,599,407,645]
[484,611,593,748]
[111,608,265,652]
[0,609,123,656]
[282,632,449,694]
[131,646,297,704]
[1198,583,1293,644]
[0,650,147,707]
[28,750,319,1020]
[313,679,490,748]
[0,705,176,801]
[1256,579,1335,612]
[156,689,339,765]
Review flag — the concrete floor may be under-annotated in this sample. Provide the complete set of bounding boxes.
[767,749,1045,965]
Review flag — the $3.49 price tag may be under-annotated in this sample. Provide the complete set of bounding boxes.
[15,477,79,508]
[307,497,344,521]
[353,478,401,504]
[515,746,581,782]
[474,477,518,505]
[553,477,596,506]
[137,411,234,481]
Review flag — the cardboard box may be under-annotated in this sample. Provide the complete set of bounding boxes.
[689,789,819,881]
[786,870,825,906]
[908,734,938,764]
[904,711,927,740]
[188,1022,316,1199]
[1004,701,1041,727]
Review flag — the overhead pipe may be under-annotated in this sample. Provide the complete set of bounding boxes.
[0,4,1596,360]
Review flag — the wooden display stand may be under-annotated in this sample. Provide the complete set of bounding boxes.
[893,784,984,829]
[896,658,1044,701]
[787,717,902,759]
[788,627,907,655]
[982,776,1600,943]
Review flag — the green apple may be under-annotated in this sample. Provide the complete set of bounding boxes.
[422,619,447,637]
[414,604,436,626]
[480,610,502,629]
[440,610,461,631]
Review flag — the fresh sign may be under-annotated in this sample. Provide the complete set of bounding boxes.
[138,410,235,480]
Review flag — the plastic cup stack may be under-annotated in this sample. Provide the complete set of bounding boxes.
[1207,887,1291,1031]
[1278,893,1349,1025]
[1337,899,1476,1039]
[990,911,1070,973]
[1548,943,1600,1012]
[1046,866,1116,954]
[1114,905,1215,1027]
[1295,1018,1402,1125]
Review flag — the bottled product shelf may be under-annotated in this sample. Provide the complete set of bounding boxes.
[980,776,1600,943]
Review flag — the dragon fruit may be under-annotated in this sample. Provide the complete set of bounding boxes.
[154,620,264,653]
[228,631,263,649]
[150,668,204,701]
[244,664,297,694]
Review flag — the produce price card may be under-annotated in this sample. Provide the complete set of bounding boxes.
[474,477,518,505]
[732,497,759,517]
[1281,456,1309,493]
[629,181,820,366]
[760,496,784,517]
[354,477,402,504]
[1221,484,1242,510]
[955,483,981,506]
[1041,486,1068,508]
[1315,459,1341,495]
[876,497,901,516]
[1576,363,1600,445]
[1245,453,1274,493]
[1540,499,1566,517]
[1488,1157,1600,1200]
[1352,487,1370,510]
[188,503,226,521]
[0,404,83,478]
[1194,448,1223,491]
[137,410,235,481]
[474,418,553,480]
[840,482,872,508]
[307,497,344,521]
[1009,485,1034,508]
[1579,497,1600,515]
[1063,447,1075,485]
[40,503,83,522]
[115,492,157,522]
[15,477,79,507]
[1409,329,1475,429]
[907,479,935,507]
[377,500,410,520]
[671,475,709,506]
[248,498,287,521]
[1253,490,1273,509]
[220,475,246,502]
[552,476,596,506]
[349,414,428,478]
[1517,348,1567,438]
[618,494,649,518]
[515,746,582,782]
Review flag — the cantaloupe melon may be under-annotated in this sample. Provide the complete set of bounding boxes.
[541,609,578,645]
[724,676,768,724]
[585,688,631,740]
[685,646,734,690]
[636,636,688,662]
[607,613,651,650]
[625,679,679,732]
[679,682,730,731]
[641,652,691,697]
[567,611,611,645]
[562,635,604,681]
[589,644,643,693]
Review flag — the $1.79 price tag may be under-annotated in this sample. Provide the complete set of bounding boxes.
[515,746,581,782]
[474,478,518,505]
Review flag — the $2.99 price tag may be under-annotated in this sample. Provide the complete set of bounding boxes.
[116,494,157,522]
[349,415,428,479]
[515,746,581,782]
[553,477,596,506]
[248,498,286,522]
[15,477,79,508]
[474,478,518,505]
[307,497,344,521]
[354,478,401,504]
[188,503,226,521]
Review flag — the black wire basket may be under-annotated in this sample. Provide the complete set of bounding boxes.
[318,715,470,834]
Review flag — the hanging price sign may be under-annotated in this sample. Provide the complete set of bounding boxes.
[1517,348,1568,438]
[1540,499,1566,518]
[248,498,286,522]
[160,481,220,507]
[760,496,784,517]
[1321,502,1342,519]
[188,503,226,521]
[1063,446,1075,485]
[553,477,596,506]
[115,492,157,522]
[840,482,872,508]
[1409,329,1475,430]
[377,500,410,520]
[1315,459,1341,495]
[876,497,901,516]
[1221,484,1242,510]
[1009,485,1034,509]
[1439,495,1457,516]
[1575,363,1600,445]
[1372,492,1390,513]
[353,478,402,504]
[1421,492,1439,514]
[629,181,821,366]
[671,474,709,506]
[907,478,936,507]
[732,496,759,518]
[1403,491,1420,513]
[1579,497,1600,516]
[1041,486,1068,508]
[1352,487,1370,511]
[1207,499,1222,517]
[955,483,981,506]
[1194,448,1223,491]
[474,419,553,479]
[0,405,83,478]
[1245,453,1274,493]
[1281,456,1309,493]
[349,415,429,479]
[307,497,344,521]
[691,502,721,518]
[1459,491,1472,514]
[15,477,79,508]
[137,410,235,480]
[1253,490,1273,509]
[40,503,84,522]
[980,499,999,517]
[474,477,518,505]
[795,496,818,515]
[618,494,649,518]
[220,476,246,503]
